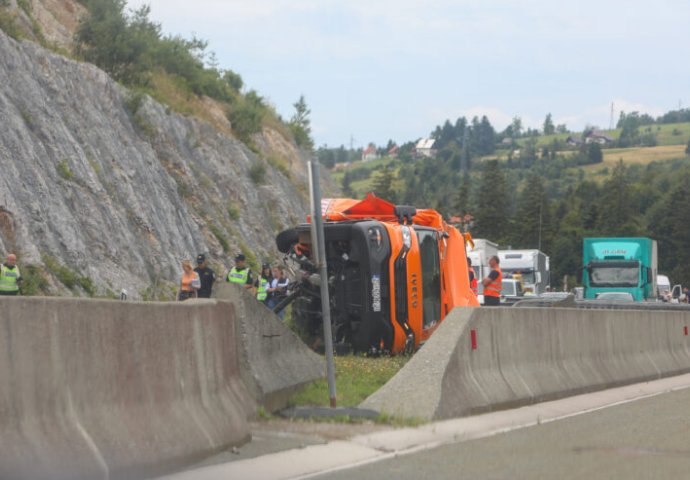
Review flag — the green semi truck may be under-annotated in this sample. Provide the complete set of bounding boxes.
[582,237,658,301]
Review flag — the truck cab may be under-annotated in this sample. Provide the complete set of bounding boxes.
[582,238,657,301]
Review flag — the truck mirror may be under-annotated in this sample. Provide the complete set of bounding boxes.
[535,272,541,283]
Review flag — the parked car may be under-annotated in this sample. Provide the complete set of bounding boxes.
[594,291,635,302]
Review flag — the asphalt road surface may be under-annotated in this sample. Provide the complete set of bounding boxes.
[311,387,690,480]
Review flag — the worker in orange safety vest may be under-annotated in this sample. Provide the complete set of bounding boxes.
[482,255,502,306]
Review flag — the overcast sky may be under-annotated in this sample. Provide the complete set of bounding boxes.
[128,0,689,148]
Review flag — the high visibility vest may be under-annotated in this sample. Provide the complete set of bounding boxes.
[484,267,503,297]
[470,268,478,295]
[227,267,249,284]
[0,265,20,292]
[256,276,269,301]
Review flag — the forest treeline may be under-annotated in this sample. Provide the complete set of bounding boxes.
[325,110,690,288]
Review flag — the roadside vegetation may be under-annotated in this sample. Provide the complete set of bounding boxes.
[71,0,310,149]
[290,355,409,409]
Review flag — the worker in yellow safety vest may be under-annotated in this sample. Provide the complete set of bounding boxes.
[482,255,502,306]
[255,263,272,304]
[227,253,254,290]
[0,253,22,296]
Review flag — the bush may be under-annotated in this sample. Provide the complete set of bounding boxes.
[19,264,50,296]
[227,202,240,220]
[57,159,74,180]
[227,90,266,142]
[0,3,22,40]
[249,162,266,184]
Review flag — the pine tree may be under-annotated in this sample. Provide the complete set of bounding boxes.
[473,161,511,243]
[596,160,639,235]
[648,176,690,286]
[511,175,551,251]
[543,113,555,135]
[455,173,472,217]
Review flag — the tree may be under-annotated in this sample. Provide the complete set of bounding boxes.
[686,139,690,156]
[371,167,397,203]
[289,95,313,150]
[341,171,354,197]
[510,116,523,138]
[596,160,639,236]
[543,113,555,136]
[455,173,472,217]
[586,143,603,164]
[511,175,552,252]
[648,176,690,286]
[473,160,511,243]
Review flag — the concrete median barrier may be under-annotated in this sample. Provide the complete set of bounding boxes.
[361,307,690,421]
[0,297,254,480]
[213,283,324,412]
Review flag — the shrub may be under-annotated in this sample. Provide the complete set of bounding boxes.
[57,159,74,180]
[209,224,230,252]
[227,202,240,220]
[227,90,266,142]
[249,162,266,184]
[19,264,50,296]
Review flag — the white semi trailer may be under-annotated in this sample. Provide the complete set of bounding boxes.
[467,238,499,295]
[498,249,550,295]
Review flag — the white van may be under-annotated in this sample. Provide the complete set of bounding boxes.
[657,275,671,301]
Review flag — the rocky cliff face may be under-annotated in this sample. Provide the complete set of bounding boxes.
[0,29,323,298]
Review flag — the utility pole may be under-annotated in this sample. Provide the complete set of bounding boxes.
[308,158,337,408]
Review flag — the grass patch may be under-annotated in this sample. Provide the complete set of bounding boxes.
[227,201,240,220]
[57,159,74,180]
[266,154,292,178]
[291,354,410,408]
[41,254,95,296]
[209,224,230,253]
[579,145,687,173]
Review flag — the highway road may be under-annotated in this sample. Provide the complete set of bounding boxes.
[311,386,690,480]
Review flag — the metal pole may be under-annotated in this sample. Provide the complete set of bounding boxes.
[308,159,337,408]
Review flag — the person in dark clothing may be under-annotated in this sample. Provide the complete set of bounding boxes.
[194,254,216,298]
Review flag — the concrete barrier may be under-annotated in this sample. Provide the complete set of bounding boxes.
[213,283,324,412]
[361,307,690,421]
[0,297,254,480]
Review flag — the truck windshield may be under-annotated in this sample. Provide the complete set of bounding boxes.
[589,261,639,287]
[415,228,441,329]
[504,270,535,284]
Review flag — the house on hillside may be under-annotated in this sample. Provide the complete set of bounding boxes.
[388,144,399,158]
[584,130,614,145]
[414,138,436,158]
[566,135,584,146]
[361,143,378,162]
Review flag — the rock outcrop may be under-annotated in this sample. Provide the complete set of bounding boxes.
[0,28,321,298]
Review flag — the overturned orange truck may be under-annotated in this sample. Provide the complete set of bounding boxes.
[275,193,479,355]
